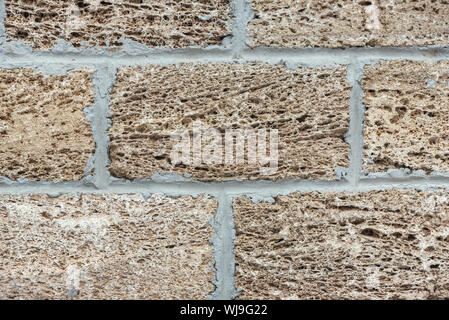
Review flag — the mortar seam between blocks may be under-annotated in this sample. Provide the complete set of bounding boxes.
[347,61,365,186]
[91,66,116,190]
[0,48,448,67]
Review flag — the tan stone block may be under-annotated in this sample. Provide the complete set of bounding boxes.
[0,69,95,182]
[248,0,449,48]
[362,60,449,174]
[108,63,350,181]
[0,193,216,300]
[234,190,449,299]
[4,0,232,49]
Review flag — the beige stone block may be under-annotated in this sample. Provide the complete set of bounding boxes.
[108,63,350,181]
[362,60,449,174]
[0,69,95,182]
[248,0,449,48]
[4,0,232,49]
[0,193,216,299]
[234,190,449,299]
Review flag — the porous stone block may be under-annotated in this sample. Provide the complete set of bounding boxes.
[248,0,449,48]
[4,0,232,49]
[108,63,351,181]
[0,193,216,299]
[234,190,449,299]
[362,60,449,174]
[0,68,95,182]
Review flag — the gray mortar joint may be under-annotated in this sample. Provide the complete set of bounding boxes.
[1,0,449,300]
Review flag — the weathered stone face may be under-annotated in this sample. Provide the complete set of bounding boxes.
[108,63,351,181]
[0,69,95,182]
[362,60,449,174]
[234,190,449,299]
[0,193,217,300]
[248,0,449,48]
[3,0,232,49]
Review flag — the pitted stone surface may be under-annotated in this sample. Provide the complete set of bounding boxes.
[108,63,350,181]
[0,193,216,300]
[4,0,232,49]
[248,0,449,48]
[362,60,449,174]
[234,190,449,299]
[0,68,95,182]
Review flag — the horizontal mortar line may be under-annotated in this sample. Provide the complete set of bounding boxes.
[0,47,448,66]
[0,49,237,66]
[242,46,449,60]
[216,177,449,196]
[2,177,449,196]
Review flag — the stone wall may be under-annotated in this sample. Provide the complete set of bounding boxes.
[0,0,448,300]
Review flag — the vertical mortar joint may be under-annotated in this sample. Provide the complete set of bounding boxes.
[210,191,235,300]
[231,0,253,57]
[91,64,116,190]
[347,61,366,186]
[0,0,6,45]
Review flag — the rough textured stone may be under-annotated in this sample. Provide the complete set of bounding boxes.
[248,0,449,48]
[362,60,449,174]
[4,0,232,50]
[0,69,95,182]
[234,190,449,299]
[0,193,216,300]
[108,63,350,181]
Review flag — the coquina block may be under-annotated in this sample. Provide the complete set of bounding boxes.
[248,0,449,48]
[0,194,216,299]
[0,68,95,182]
[234,190,449,299]
[108,63,351,181]
[362,60,449,175]
[3,0,232,49]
